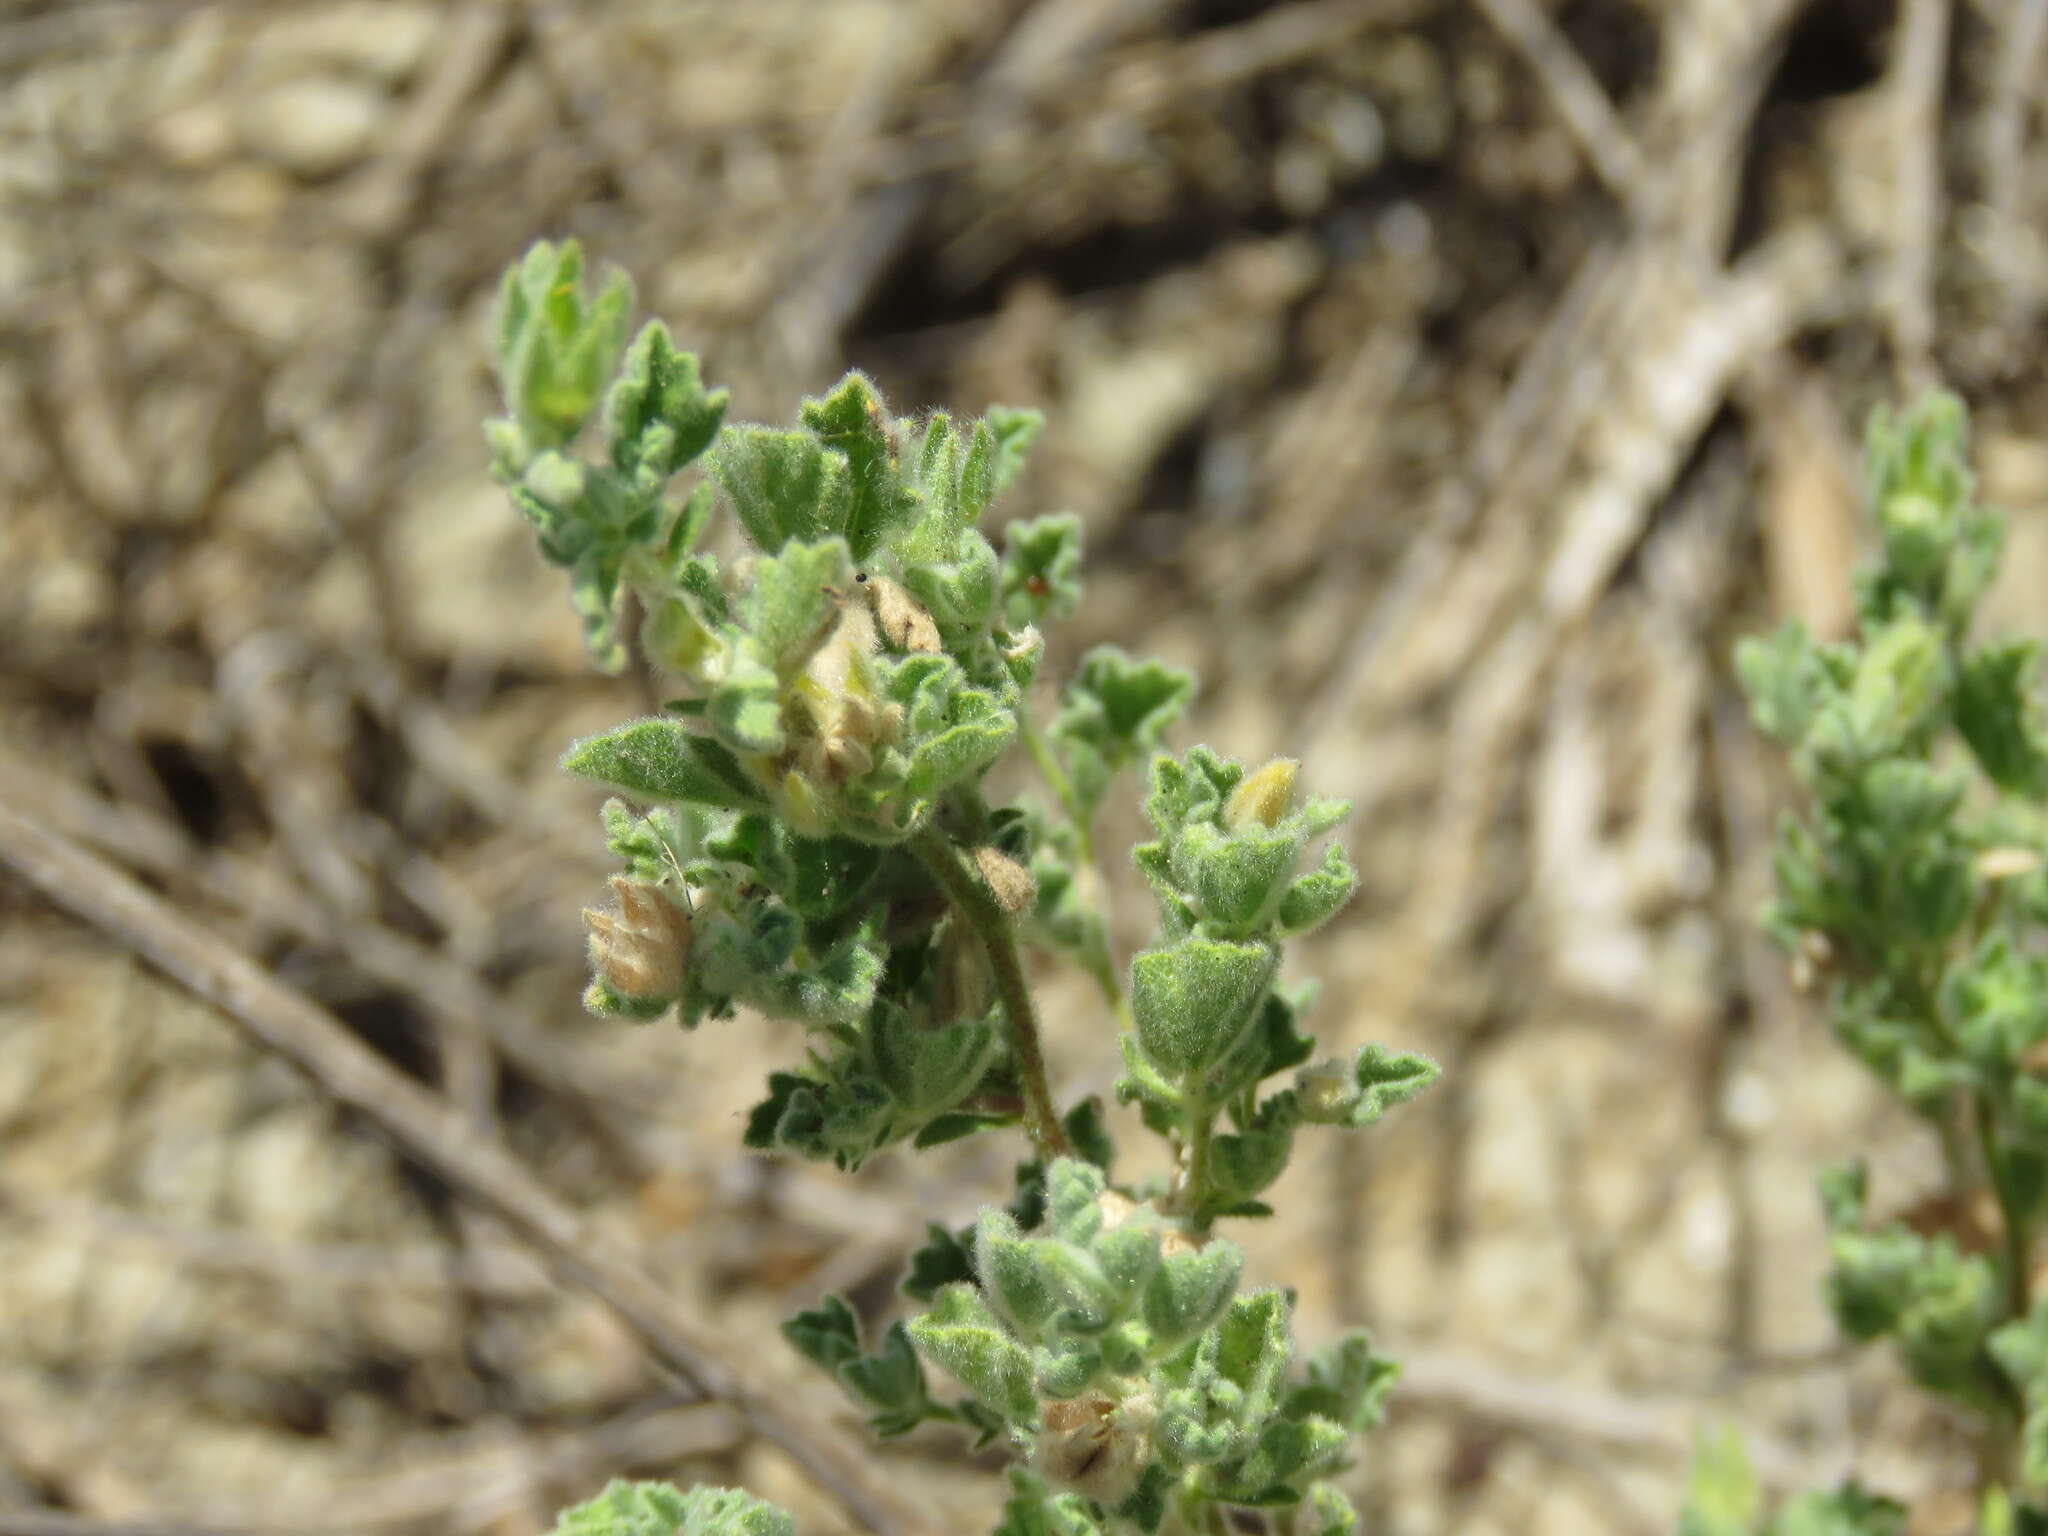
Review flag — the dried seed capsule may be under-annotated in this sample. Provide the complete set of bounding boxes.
[1033,1390,1155,1504]
[974,845,1037,914]
[583,875,692,1006]
[867,574,942,654]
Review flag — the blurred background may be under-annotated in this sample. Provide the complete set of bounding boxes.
[2,1,2047,1532]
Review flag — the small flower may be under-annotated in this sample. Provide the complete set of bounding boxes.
[1226,757,1298,830]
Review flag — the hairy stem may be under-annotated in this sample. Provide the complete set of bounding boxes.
[1179,1095,1218,1234]
[911,824,1073,1160]
[1018,704,1131,1025]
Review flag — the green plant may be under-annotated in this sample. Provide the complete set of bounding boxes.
[486,242,1439,1536]
[1689,392,2048,1532]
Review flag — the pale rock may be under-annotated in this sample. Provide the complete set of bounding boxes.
[238,76,385,178]
[248,2,439,83]
[150,102,237,169]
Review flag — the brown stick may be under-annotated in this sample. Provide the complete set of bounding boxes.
[0,797,921,1536]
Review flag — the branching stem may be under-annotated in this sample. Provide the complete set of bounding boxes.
[912,823,1073,1160]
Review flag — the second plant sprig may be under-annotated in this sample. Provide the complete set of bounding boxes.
[1717,391,2048,1526]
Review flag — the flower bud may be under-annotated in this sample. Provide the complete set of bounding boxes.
[583,876,692,1006]
[1877,490,1952,586]
[1296,1057,1359,1123]
[1226,758,1297,830]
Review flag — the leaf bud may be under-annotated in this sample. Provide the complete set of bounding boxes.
[1877,490,1954,587]
[583,875,692,1006]
[1226,758,1298,830]
[974,845,1038,914]
[1002,625,1044,665]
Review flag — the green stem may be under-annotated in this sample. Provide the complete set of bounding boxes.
[911,824,1073,1161]
[1018,703,1131,1028]
[1180,1095,1217,1234]
[1018,704,1084,834]
[1980,1098,2034,1325]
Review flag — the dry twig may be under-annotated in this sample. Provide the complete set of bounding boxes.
[1885,0,1951,393]
[0,798,920,1536]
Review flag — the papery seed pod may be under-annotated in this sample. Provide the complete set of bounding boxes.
[1790,929,1835,993]
[1033,1390,1155,1505]
[1227,758,1298,830]
[1898,1188,2002,1256]
[1978,846,2042,880]
[584,875,692,1005]
[1096,1189,1140,1230]
[868,575,942,654]
[974,845,1038,914]
[805,600,878,695]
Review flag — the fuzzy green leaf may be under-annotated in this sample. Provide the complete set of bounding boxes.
[986,405,1044,495]
[1140,1240,1244,1350]
[1735,622,1833,746]
[1001,512,1084,627]
[1276,843,1359,935]
[994,1470,1106,1536]
[742,537,852,677]
[868,1011,995,1122]
[710,426,852,552]
[549,1480,791,1536]
[1338,1043,1441,1127]
[782,1293,863,1376]
[1130,938,1276,1081]
[1956,640,2048,795]
[1288,1332,1400,1434]
[902,1221,976,1303]
[564,719,767,809]
[603,321,728,484]
[909,1283,1037,1424]
[798,372,918,561]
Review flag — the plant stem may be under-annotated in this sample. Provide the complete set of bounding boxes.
[1180,1095,1217,1233]
[1018,703,1082,832]
[911,824,1073,1161]
[1979,1097,2034,1325]
[1018,703,1132,1027]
